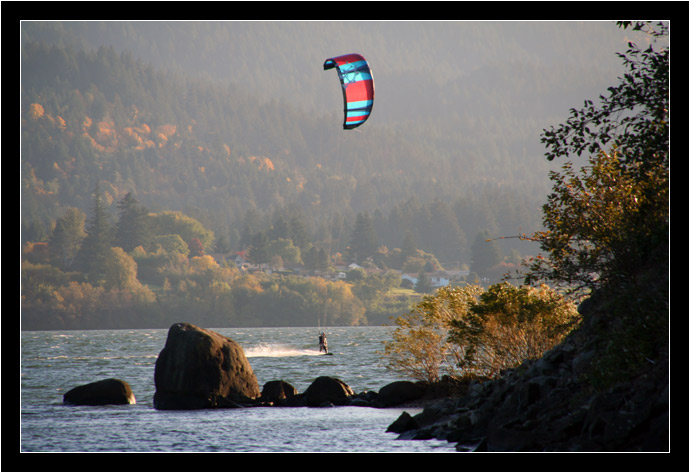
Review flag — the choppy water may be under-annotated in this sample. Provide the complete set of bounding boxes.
[21,326,456,452]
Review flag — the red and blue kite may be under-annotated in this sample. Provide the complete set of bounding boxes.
[323,53,375,130]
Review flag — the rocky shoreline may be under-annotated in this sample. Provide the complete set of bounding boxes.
[383,279,671,453]
[386,333,668,452]
[63,317,668,453]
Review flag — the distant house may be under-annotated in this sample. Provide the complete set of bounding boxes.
[401,271,453,288]
[428,271,450,288]
[234,251,249,267]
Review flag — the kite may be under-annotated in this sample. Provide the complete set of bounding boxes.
[323,53,375,130]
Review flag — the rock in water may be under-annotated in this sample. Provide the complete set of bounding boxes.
[304,376,354,407]
[261,380,299,404]
[153,323,260,410]
[373,380,426,407]
[387,411,418,433]
[63,378,136,406]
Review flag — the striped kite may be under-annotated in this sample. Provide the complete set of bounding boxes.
[323,53,375,130]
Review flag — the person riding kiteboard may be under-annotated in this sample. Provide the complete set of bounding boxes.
[318,332,328,354]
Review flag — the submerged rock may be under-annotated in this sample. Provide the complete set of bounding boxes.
[153,323,260,410]
[63,378,136,406]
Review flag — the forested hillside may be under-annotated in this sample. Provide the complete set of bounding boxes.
[21,21,639,263]
[21,21,650,329]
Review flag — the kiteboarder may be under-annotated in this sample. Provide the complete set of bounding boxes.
[319,332,328,354]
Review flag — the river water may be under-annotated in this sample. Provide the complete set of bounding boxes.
[20,326,457,453]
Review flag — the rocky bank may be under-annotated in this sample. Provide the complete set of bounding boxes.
[385,288,670,452]
[387,335,668,452]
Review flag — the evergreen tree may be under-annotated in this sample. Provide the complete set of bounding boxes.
[76,182,113,280]
[115,192,152,252]
[303,246,328,272]
[316,247,328,272]
[289,216,310,250]
[270,215,290,241]
[349,212,377,263]
[401,230,417,260]
[249,231,269,264]
[239,209,262,249]
[240,224,253,251]
[414,269,433,294]
[49,207,86,270]
[303,246,318,272]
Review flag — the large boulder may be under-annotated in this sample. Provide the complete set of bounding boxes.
[373,380,427,407]
[63,378,136,406]
[153,323,260,410]
[304,376,354,407]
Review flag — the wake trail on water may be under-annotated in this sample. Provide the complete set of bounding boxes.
[244,343,323,358]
